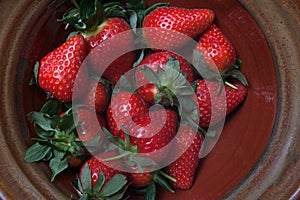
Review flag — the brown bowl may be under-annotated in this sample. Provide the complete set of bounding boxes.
[0,0,299,199]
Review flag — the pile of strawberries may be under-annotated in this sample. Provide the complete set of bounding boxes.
[24,0,248,199]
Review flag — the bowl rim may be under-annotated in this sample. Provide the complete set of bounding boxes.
[0,0,299,199]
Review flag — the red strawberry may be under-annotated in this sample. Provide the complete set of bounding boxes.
[129,172,153,188]
[195,24,236,71]
[75,107,107,142]
[123,109,178,159]
[67,155,84,168]
[84,17,136,83]
[38,35,88,102]
[136,51,194,103]
[107,92,149,137]
[143,7,214,50]
[80,151,127,187]
[195,80,247,127]
[76,151,128,199]
[165,125,204,190]
[82,79,109,115]
[60,2,136,83]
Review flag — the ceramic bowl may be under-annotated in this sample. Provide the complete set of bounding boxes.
[0,0,299,199]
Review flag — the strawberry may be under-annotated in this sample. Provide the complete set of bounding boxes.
[75,107,107,142]
[80,151,128,187]
[195,80,247,127]
[107,92,149,137]
[143,7,214,50]
[165,125,204,190]
[104,109,177,171]
[74,151,129,199]
[81,79,109,115]
[122,109,178,160]
[129,172,153,188]
[136,51,194,103]
[85,17,136,83]
[24,100,90,181]
[60,2,136,83]
[195,24,236,71]
[38,35,88,102]
[135,54,196,108]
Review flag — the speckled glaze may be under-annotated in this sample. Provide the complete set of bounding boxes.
[0,0,299,199]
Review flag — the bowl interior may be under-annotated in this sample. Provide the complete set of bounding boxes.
[21,0,278,199]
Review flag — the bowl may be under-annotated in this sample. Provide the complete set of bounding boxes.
[0,0,299,199]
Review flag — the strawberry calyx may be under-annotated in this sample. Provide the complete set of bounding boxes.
[24,99,90,181]
[29,61,40,87]
[101,125,176,196]
[125,0,169,29]
[102,127,158,173]
[60,0,169,36]
[139,56,200,130]
[72,163,129,200]
[193,49,248,92]
[139,56,193,104]
[59,0,128,34]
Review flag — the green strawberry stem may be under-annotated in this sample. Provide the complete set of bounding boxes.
[224,81,238,90]
[102,151,132,161]
[158,170,177,183]
[153,172,175,193]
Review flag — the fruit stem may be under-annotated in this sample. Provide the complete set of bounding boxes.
[102,151,132,161]
[225,81,238,90]
[158,170,177,183]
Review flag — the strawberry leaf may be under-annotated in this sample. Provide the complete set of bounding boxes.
[99,174,127,197]
[125,0,146,28]
[82,135,102,152]
[144,181,156,200]
[57,111,75,132]
[103,127,126,149]
[236,58,243,69]
[28,112,60,131]
[31,138,63,152]
[93,171,105,193]
[71,175,84,196]
[165,56,180,72]
[29,62,39,86]
[80,0,98,20]
[58,8,83,30]
[140,65,160,84]
[80,164,92,192]
[193,50,220,80]
[225,70,248,86]
[40,99,59,116]
[105,5,127,19]
[33,125,54,139]
[119,75,136,93]
[206,130,216,137]
[133,50,145,67]
[144,2,170,18]
[23,143,51,162]
[79,194,89,200]
[77,175,84,194]
[127,10,138,32]
[43,150,53,161]
[153,173,174,193]
[50,156,68,181]
[66,31,79,41]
